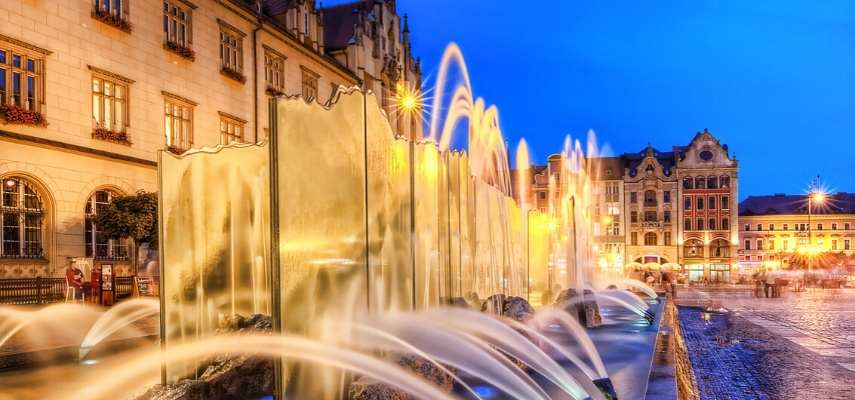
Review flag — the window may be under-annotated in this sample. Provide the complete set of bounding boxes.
[630,232,638,246]
[301,66,319,100]
[709,218,716,230]
[707,176,718,189]
[0,36,48,113]
[744,240,751,250]
[538,191,546,200]
[832,240,838,251]
[219,21,244,76]
[697,218,704,230]
[91,69,130,134]
[644,211,657,222]
[769,224,775,231]
[756,239,763,250]
[630,192,637,204]
[663,191,671,203]
[1,176,44,259]
[164,1,192,48]
[722,218,729,230]
[783,240,788,250]
[846,240,851,250]
[664,210,671,223]
[163,92,195,151]
[708,196,716,210]
[783,223,788,231]
[757,224,762,231]
[711,239,730,257]
[684,196,691,210]
[769,240,775,250]
[684,218,692,231]
[720,176,730,188]
[644,232,657,246]
[85,189,129,260]
[683,177,693,189]
[817,223,823,231]
[685,239,703,257]
[846,223,851,231]
[744,224,750,231]
[264,46,285,93]
[697,197,704,210]
[643,190,656,206]
[664,232,672,246]
[630,211,638,223]
[92,0,129,28]
[832,223,838,230]
[695,176,706,189]
[722,196,729,209]
[218,112,245,144]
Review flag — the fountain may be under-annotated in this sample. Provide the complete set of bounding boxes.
[0,43,668,400]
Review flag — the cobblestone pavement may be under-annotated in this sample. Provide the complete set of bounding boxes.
[677,286,855,400]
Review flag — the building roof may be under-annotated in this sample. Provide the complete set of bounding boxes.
[739,193,855,216]
[322,2,362,50]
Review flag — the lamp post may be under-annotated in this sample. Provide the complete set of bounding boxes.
[807,191,826,272]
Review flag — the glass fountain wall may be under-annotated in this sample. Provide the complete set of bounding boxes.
[159,144,271,381]
[159,89,557,392]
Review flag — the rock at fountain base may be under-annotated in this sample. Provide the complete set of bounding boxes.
[348,355,457,400]
[555,289,602,328]
[134,314,274,400]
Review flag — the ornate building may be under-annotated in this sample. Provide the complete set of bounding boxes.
[0,0,421,279]
[738,193,855,275]
[514,129,739,283]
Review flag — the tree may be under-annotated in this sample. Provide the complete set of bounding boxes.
[94,191,158,264]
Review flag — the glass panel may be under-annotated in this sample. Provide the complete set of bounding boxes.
[0,68,6,101]
[26,59,34,72]
[26,76,34,110]
[160,142,270,381]
[12,72,20,105]
[12,55,20,68]
[115,99,123,130]
[2,179,17,207]
[23,185,40,209]
[0,51,6,64]
[365,92,412,312]
[3,213,20,256]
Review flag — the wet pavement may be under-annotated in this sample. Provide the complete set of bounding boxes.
[677,286,855,400]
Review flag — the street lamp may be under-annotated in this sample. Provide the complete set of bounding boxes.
[807,190,827,272]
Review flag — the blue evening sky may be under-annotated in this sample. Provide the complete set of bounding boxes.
[332,1,855,199]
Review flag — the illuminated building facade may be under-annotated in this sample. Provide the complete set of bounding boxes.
[515,129,739,283]
[738,193,855,275]
[0,0,419,279]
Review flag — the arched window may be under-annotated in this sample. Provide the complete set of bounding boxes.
[644,190,657,206]
[683,177,694,189]
[1,176,45,258]
[684,239,704,258]
[695,176,706,189]
[720,176,730,188]
[644,232,657,246]
[707,176,718,189]
[85,189,129,260]
[711,239,730,258]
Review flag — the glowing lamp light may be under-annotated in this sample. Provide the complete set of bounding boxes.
[811,192,826,203]
[4,179,14,187]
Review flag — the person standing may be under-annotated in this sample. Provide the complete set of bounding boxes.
[764,270,776,298]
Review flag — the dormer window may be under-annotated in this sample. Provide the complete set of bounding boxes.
[699,150,714,161]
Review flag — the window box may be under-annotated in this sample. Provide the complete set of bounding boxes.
[265,86,285,97]
[0,105,47,126]
[167,145,186,155]
[164,41,195,61]
[92,127,131,145]
[91,9,132,33]
[220,67,246,84]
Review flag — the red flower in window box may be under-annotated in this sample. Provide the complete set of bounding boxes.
[92,9,132,32]
[92,127,131,145]
[164,41,195,61]
[0,105,48,127]
[220,67,246,84]
[265,86,285,97]
[167,145,186,155]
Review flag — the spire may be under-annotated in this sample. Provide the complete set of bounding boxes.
[403,13,409,33]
